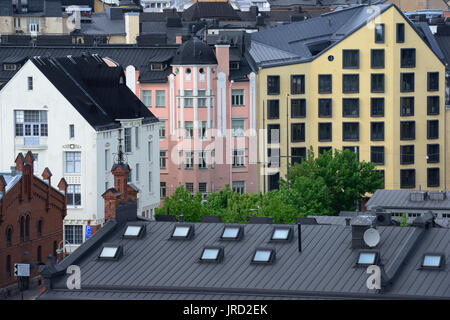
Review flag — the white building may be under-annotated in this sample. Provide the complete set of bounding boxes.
[0,54,160,250]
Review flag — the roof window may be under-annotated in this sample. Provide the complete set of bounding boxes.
[171,224,194,239]
[357,251,379,266]
[251,248,275,264]
[221,226,243,240]
[98,245,122,260]
[200,247,224,262]
[422,254,445,269]
[271,227,292,241]
[123,224,146,238]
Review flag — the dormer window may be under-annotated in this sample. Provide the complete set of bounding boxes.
[230,62,240,70]
[151,63,166,71]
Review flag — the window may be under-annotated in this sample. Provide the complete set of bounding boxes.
[267,100,279,119]
[69,124,75,139]
[342,50,359,69]
[427,96,439,115]
[6,228,12,247]
[198,121,207,140]
[3,64,17,71]
[319,146,331,155]
[232,120,245,137]
[422,254,444,268]
[123,225,145,238]
[232,89,244,106]
[230,62,240,70]
[148,141,153,161]
[357,252,378,265]
[14,110,48,137]
[142,90,152,107]
[400,121,415,140]
[28,18,40,33]
[252,249,275,264]
[184,121,193,139]
[171,225,194,239]
[400,145,414,165]
[67,185,81,206]
[428,72,439,91]
[185,182,194,193]
[371,74,384,93]
[33,153,38,173]
[135,163,140,182]
[221,226,243,240]
[428,168,440,187]
[291,147,306,165]
[159,121,166,139]
[200,247,223,262]
[397,23,405,43]
[318,99,332,117]
[37,219,42,237]
[198,89,207,107]
[378,170,385,188]
[64,225,83,245]
[400,169,415,188]
[232,149,245,167]
[371,122,384,141]
[155,90,165,107]
[211,150,215,169]
[199,150,207,169]
[401,49,416,68]
[342,98,359,117]
[371,98,384,117]
[20,216,24,242]
[184,90,193,107]
[291,75,305,94]
[400,73,414,92]
[371,49,385,68]
[124,128,132,153]
[184,151,193,169]
[291,99,306,118]
[427,120,439,140]
[371,146,384,165]
[374,24,385,43]
[37,246,42,263]
[99,245,122,260]
[160,182,166,199]
[343,122,359,141]
[318,75,332,93]
[318,123,332,142]
[28,77,33,90]
[199,182,207,193]
[6,255,11,278]
[160,151,167,169]
[427,144,439,163]
[291,123,305,142]
[25,215,29,241]
[232,181,245,194]
[271,227,292,241]
[267,124,280,144]
[343,146,359,161]
[267,75,280,95]
[343,74,359,93]
[268,148,280,168]
[400,97,414,116]
[65,152,81,173]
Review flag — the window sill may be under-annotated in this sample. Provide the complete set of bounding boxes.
[343,139,360,142]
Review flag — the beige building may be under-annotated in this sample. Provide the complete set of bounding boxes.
[385,0,449,11]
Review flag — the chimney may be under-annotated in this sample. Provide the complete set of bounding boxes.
[215,39,230,76]
[176,35,183,44]
[42,167,52,185]
[15,153,25,172]
[24,151,35,176]
[112,164,131,202]
[124,12,139,44]
[351,216,376,249]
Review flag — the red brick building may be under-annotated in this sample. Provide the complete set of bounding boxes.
[0,151,67,293]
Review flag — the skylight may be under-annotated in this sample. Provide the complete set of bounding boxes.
[271,227,292,241]
[171,225,194,239]
[200,247,224,262]
[123,225,143,238]
[221,226,243,240]
[357,252,378,265]
[99,245,122,260]
[422,254,444,268]
[252,249,275,264]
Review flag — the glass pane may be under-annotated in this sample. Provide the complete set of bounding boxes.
[124,226,142,237]
[253,250,272,262]
[201,248,219,260]
[358,253,376,264]
[100,247,118,258]
[222,227,240,239]
[272,229,289,240]
[423,255,441,267]
[173,226,190,237]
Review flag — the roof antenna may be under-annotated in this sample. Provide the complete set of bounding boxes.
[179,213,184,222]
[297,224,302,252]
[113,128,127,165]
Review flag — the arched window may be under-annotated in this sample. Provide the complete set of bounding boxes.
[37,219,42,237]
[25,215,30,241]
[53,241,57,258]
[6,255,11,278]
[6,227,12,247]
[19,216,25,241]
[37,246,42,263]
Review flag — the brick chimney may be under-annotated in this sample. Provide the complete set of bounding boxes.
[24,151,35,176]
[42,167,52,185]
[215,39,230,76]
[15,153,25,172]
[176,35,183,44]
[112,164,131,202]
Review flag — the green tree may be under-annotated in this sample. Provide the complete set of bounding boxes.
[288,147,384,215]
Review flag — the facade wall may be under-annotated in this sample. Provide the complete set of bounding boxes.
[0,16,70,35]
[0,60,160,250]
[385,0,449,11]
[257,6,446,192]
[0,168,65,289]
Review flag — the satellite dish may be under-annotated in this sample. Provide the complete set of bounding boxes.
[363,228,380,248]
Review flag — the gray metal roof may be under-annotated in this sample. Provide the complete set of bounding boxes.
[80,12,126,35]
[367,189,450,211]
[38,218,450,300]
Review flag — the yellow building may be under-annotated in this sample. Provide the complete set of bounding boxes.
[251,4,447,192]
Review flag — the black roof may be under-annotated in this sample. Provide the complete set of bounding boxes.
[171,37,217,65]
[30,55,158,130]
[38,211,450,300]
[183,2,240,21]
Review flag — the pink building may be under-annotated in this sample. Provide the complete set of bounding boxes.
[132,37,258,200]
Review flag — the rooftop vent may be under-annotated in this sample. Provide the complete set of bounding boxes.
[410,191,427,202]
[375,211,392,226]
[201,216,222,223]
[428,191,446,201]
[249,216,273,224]
[155,214,177,222]
[351,216,376,249]
[296,217,318,225]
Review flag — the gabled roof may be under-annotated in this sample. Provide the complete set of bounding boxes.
[30,55,158,131]
[367,189,450,210]
[38,218,450,300]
